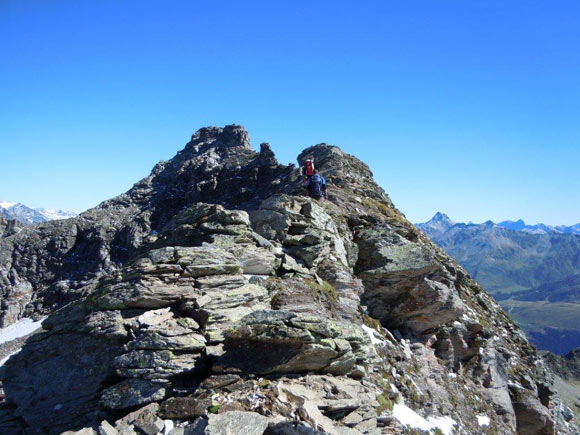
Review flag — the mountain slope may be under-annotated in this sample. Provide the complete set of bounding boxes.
[0,126,575,434]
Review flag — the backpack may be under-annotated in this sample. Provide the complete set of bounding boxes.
[309,174,323,198]
[305,160,314,177]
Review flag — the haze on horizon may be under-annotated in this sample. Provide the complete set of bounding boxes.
[1,1,579,226]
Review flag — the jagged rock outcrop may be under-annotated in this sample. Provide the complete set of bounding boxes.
[0,125,576,434]
[0,215,22,239]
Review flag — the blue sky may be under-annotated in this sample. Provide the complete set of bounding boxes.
[1,1,579,224]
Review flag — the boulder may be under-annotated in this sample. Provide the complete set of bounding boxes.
[215,311,369,376]
[100,379,166,410]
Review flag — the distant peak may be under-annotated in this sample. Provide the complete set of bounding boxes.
[415,212,455,235]
[432,211,450,221]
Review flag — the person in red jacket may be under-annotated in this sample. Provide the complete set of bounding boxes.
[301,155,318,179]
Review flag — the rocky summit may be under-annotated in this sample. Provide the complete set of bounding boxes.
[0,125,577,434]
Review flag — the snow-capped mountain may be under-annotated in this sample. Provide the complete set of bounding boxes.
[0,201,77,225]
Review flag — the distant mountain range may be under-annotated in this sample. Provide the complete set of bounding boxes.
[0,201,77,225]
[416,212,580,355]
[418,212,580,237]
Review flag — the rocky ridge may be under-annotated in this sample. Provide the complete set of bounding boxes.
[0,125,576,434]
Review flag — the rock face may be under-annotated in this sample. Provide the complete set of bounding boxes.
[542,349,580,428]
[0,125,576,434]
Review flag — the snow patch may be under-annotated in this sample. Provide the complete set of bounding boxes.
[427,416,457,435]
[477,415,490,427]
[393,404,433,432]
[163,420,174,435]
[393,404,457,435]
[0,317,45,345]
[362,325,385,346]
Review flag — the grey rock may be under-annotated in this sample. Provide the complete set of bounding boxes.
[2,331,121,434]
[114,403,164,435]
[98,420,118,435]
[513,392,555,434]
[263,422,326,434]
[204,411,281,435]
[101,379,166,410]
[159,397,212,420]
[217,310,364,376]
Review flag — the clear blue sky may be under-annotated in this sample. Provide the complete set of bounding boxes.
[1,1,579,225]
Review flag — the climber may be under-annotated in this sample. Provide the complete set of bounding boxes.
[301,155,318,180]
[305,169,328,200]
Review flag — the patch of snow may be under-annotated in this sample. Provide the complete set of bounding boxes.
[448,373,457,379]
[393,404,433,432]
[0,317,45,345]
[0,349,21,367]
[163,420,174,435]
[477,415,490,427]
[362,325,385,346]
[392,404,435,432]
[427,416,457,435]
[393,404,457,435]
